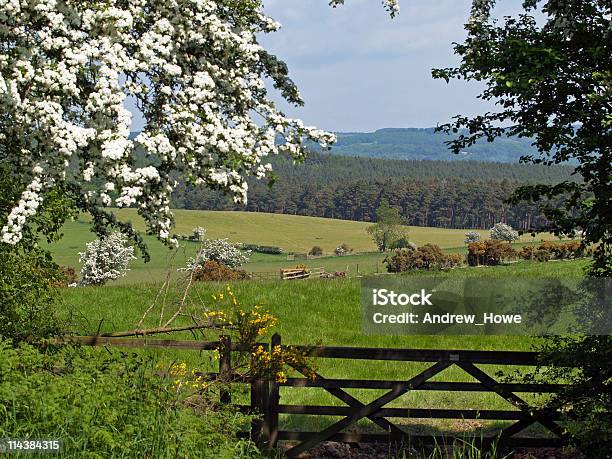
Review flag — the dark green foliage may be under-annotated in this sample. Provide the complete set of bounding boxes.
[435,1,612,450]
[0,340,260,458]
[308,246,323,256]
[367,199,408,252]
[433,0,611,277]
[528,336,612,457]
[384,244,461,272]
[389,236,415,250]
[0,246,63,342]
[172,152,575,230]
[241,244,283,254]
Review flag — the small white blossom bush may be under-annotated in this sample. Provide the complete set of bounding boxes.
[184,239,249,271]
[79,232,136,286]
[490,223,520,243]
[464,231,481,244]
[192,227,206,242]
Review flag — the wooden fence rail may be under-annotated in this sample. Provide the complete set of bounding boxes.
[67,334,573,457]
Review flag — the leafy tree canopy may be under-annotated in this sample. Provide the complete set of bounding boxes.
[433,0,611,276]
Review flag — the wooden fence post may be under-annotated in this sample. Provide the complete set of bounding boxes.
[250,378,268,447]
[219,335,231,405]
[266,333,281,452]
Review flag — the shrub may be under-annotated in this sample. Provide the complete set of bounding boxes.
[308,246,323,256]
[520,241,586,262]
[186,239,249,271]
[54,266,78,287]
[192,226,206,241]
[389,236,415,250]
[334,243,352,256]
[0,340,260,458]
[79,232,136,286]
[464,231,481,244]
[0,247,63,342]
[241,244,283,255]
[467,240,517,266]
[192,261,250,282]
[385,244,459,272]
[490,222,520,243]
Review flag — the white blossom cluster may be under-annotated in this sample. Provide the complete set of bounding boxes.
[183,238,249,271]
[490,223,520,243]
[0,0,335,245]
[192,226,206,242]
[78,232,137,286]
[464,231,481,244]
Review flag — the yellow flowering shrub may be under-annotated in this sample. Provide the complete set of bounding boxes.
[202,285,316,384]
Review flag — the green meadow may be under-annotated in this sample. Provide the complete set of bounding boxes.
[46,209,569,284]
[50,210,588,437]
[58,257,589,436]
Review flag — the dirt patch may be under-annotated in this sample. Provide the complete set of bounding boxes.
[286,442,584,459]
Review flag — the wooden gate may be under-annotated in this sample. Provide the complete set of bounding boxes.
[250,334,570,457]
[69,334,573,457]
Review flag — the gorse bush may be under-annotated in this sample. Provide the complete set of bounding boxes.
[79,232,136,286]
[519,241,586,262]
[192,261,250,282]
[385,244,461,272]
[467,240,517,266]
[186,239,249,271]
[0,340,261,458]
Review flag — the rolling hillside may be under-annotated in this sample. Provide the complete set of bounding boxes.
[46,210,566,284]
[320,128,542,163]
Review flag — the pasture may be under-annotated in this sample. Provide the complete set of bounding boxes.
[46,209,570,284]
[51,210,588,440]
[58,258,588,437]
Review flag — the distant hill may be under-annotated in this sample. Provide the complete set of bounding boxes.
[130,128,542,163]
[323,128,539,163]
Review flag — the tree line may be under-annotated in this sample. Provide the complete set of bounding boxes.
[172,153,575,230]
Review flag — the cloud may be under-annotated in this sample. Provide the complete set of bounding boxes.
[260,0,496,131]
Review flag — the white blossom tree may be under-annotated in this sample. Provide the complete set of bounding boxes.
[490,222,520,244]
[79,232,136,285]
[0,0,351,248]
[184,238,249,271]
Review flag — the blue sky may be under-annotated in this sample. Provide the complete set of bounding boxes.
[260,0,523,132]
[127,1,525,133]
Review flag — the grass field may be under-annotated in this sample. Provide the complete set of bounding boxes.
[46,209,571,284]
[51,210,588,437]
[58,258,588,436]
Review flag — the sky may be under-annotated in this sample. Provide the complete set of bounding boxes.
[258,0,522,132]
[127,1,525,133]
